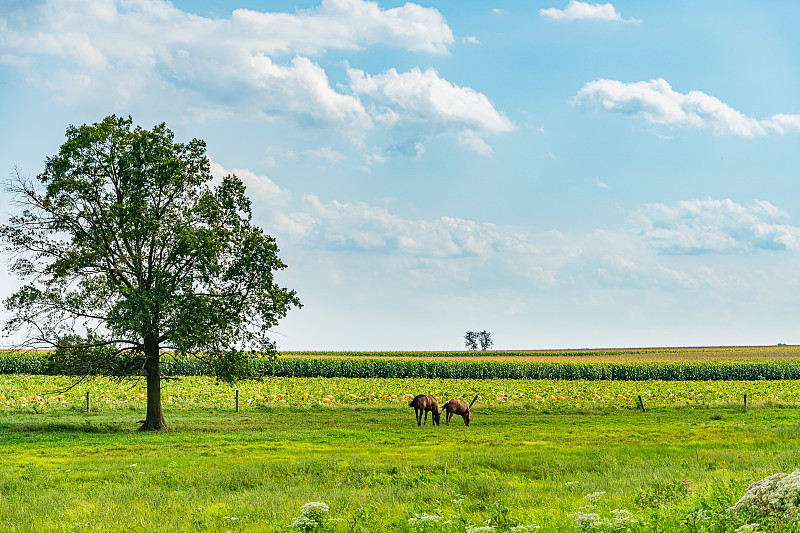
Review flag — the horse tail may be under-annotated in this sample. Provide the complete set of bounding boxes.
[409,399,415,407]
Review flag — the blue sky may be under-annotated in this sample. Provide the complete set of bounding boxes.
[1,0,799,350]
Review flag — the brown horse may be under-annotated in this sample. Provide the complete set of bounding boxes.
[440,394,478,426]
[409,394,440,426]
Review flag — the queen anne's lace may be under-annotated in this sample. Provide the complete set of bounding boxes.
[465,526,496,533]
[407,513,443,525]
[731,470,800,519]
[289,502,330,531]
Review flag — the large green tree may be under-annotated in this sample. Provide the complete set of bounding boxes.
[1,115,301,430]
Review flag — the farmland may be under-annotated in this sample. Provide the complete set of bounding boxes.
[5,347,800,381]
[4,374,800,412]
[283,345,800,362]
[2,347,800,532]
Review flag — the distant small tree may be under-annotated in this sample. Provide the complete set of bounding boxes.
[464,331,479,351]
[478,330,493,351]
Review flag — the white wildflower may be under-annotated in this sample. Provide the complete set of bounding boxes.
[583,491,606,504]
[610,509,639,527]
[289,501,330,531]
[511,525,541,532]
[730,470,800,519]
[299,502,329,518]
[733,524,762,533]
[407,513,443,525]
[569,512,602,530]
[466,526,496,533]
[683,508,711,525]
[290,515,320,530]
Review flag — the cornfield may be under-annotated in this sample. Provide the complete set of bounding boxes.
[2,351,800,381]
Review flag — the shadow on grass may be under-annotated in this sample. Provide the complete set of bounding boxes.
[5,420,134,434]
[0,410,144,435]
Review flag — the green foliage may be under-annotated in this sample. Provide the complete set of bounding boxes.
[252,358,800,381]
[4,351,800,381]
[3,115,299,359]
[49,334,145,377]
[1,116,300,426]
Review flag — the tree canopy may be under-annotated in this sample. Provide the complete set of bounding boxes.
[2,115,301,430]
[465,330,493,351]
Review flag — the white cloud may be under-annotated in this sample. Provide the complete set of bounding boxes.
[1,0,453,60]
[388,139,426,158]
[269,195,622,291]
[458,131,494,156]
[0,0,449,116]
[210,161,290,206]
[349,66,515,154]
[264,192,800,298]
[762,114,800,135]
[0,0,515,155]
[304,147,348,162]
[363,152,387,165]
[350,67,514,134]
[575,78,776,137]
[595,177,610,189]
[280,194,538,259]
[540,1,640,23]
[245,55,372,128]
[273,212,318,239]
[632,198,800,254]
[225,0,455,54]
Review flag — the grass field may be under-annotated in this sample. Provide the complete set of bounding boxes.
[2,373,800,532]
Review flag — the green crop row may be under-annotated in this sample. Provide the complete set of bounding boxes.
[248,358,800,381]
[0,351,51,374]
[283,350,626,357]
[3,350,800,381]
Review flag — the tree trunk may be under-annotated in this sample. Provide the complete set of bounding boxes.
[138,339,167,431]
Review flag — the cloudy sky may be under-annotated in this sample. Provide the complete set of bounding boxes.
[1,0,799,350]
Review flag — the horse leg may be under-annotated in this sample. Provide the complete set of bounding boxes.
[416,407,422,426]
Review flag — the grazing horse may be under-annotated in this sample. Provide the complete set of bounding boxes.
[440,395,478,426]
[409,394,440,426]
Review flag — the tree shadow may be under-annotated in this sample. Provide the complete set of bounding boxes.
[2,418,139,435]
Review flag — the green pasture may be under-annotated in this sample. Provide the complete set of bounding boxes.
[2,376,800,531]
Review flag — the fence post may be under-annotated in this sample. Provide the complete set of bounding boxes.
[638,395,646,412]
[744,394,747,413]
[235,390,239,412]
[86,391,90,412]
